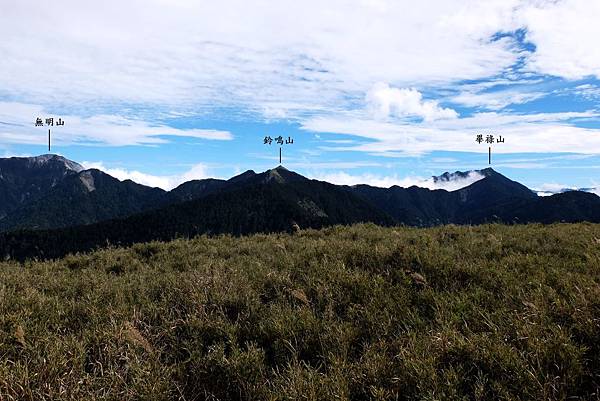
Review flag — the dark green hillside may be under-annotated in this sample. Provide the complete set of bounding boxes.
[352,168,539,226]
[2,156,600,237]
[1,223,599,400]
[352,185,455,225]
[0,155,83,220]
[162,178,226,204]
[506,191,600,223]
[0,169,166,232]
[0,181,393,261]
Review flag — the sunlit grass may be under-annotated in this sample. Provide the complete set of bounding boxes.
[1,223,599,400]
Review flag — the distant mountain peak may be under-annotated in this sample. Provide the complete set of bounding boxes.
[535,186,600,197]
[479,167,497,175]
[433,170,471,183]
[262,166,307,184]
[26,154,84,173]
[228,169,257,183]
[227,166,307,185]
[432,168,495,184]
[264,167,288,183]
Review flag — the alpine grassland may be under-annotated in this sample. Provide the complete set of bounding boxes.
[1,223,599,400]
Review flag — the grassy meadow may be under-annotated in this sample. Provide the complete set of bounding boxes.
[0,223,599,400]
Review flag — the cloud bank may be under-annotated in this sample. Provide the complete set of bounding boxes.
[0,102,232,146]
[0,0,525,110]
[304,110,600,156]
[312,170,485,190]
[82,161,212,190]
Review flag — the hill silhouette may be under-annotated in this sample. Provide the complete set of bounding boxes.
[0,155,599,260]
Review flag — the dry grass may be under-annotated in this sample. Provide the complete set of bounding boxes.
[0,223,599,400]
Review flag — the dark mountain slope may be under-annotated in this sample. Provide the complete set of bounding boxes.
[0,179,394,260]
[1,156,600,261]
[0,159,329,233]
[351,185,455,226]
[450,169,537,224]
[162,178,227,204]
[0,169,165,231]
[158,166,305,206]
[241,165,308,185]
[350,168,538,226]
[453,168,536,210]
[227,169,257,184]
[0,155,83,219]
[497,191,600,224]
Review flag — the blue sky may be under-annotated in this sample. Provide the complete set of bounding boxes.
[1,0,600,193]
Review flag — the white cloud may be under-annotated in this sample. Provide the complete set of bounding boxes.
[534,182,600,197]
[451,89,545,110]
[0,0,525,114]
[536,183,577,193]
[367,83,458,121]
[0,102,232,146]
[311,170,484,190]
[0,1,597,123]
[305,110,600,156]
[572,84,600,99]
[1,0,599,168]
[81,161,213,190]
[520,0,600,79]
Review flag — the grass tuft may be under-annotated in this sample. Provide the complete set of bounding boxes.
[0,223,599,400]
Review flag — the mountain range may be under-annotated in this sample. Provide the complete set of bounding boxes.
[0,154,599,260]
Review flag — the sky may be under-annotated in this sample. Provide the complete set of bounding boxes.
[1,0,600,193]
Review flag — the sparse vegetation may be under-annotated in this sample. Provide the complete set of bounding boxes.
[1,223,599,400]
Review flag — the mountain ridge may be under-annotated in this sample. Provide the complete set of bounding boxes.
[0,168,166,231]
[0,154,599,260]
[0,154,85,221]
